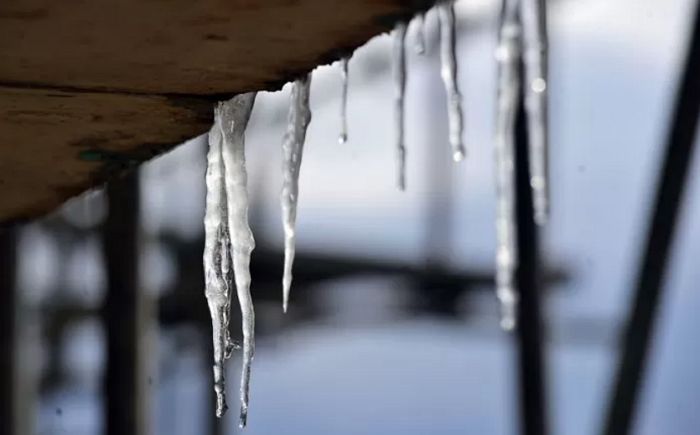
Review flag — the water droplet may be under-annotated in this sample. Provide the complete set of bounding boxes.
[531,77,546,93]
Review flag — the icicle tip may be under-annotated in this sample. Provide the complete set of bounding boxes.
[500,315,516,331]
[214,380,228,418]
[534,211,548,226]
[216,400,227,418]
[282,253,293,312]
[239,406,248,429]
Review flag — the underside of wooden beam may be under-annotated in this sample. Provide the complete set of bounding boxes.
[0,0,434,223]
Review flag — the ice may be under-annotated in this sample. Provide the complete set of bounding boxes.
[281,74,313,313]
[438,2,466,162]
[339,57,350,144]
[203,110,234,418]
[392,22,408,190]
[414,12,427,55]
[494,0,522,331]
[204,93,257,425]
[217,93,257,427]
[520,0,549,225]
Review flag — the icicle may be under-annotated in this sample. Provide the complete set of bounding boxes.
[281,74,313,313]
[218,93,258,427]
[203,113,235,418]
[392,22,408,190]
[520,0,549,225]
[494,0,522,331]
[339,57,350,144]
[438,2,466,162]
[414,12,427,55]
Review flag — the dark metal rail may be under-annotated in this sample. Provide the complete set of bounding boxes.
[0,228,17,435]
[602,3,700,435]
[513,63,549,435]
[102,174,147,435]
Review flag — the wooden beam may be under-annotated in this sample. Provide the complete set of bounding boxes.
[0,86,213,222]
[0,0,433,223]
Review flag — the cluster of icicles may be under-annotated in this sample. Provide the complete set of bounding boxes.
[202,0,548,427]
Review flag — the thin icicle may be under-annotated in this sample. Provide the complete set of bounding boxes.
[217,93,257,427]
[494,0,522,331]
[414,12,427,55]
[392,22,408,190]
[339,57,350,144]
[281,74,312,313]
[520,0,549,225]
[204,114,235,418]
[438,2,466,162]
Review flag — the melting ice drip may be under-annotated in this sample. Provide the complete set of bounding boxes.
[281,74,313,313]
[438,2,466,162]
[493,0,549,330]
[203,108,233,419]
[392,22,408,190]
[203,93,257,427]
[414,12,427,55]
[494,0,521,330]
[521,0,549,225]
[339,57,350,144]
[200,0,551,424]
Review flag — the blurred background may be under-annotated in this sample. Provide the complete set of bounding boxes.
[2,0,700,434]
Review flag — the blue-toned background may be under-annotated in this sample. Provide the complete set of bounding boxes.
[13,0,700,434]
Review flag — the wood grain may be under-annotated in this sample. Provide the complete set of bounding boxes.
[0,0,433,222]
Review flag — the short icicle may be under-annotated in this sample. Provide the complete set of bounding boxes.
[414,12,427,55]
[520,0,549,225]
[281,74,313,313]
[438,1,466,162]
[392,22,408,190]
[339,57,350,144]
[203,111,234,418]
[494,0,522,331]
[218,93,258,427]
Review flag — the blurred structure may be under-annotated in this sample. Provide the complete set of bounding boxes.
[1,1,700,435]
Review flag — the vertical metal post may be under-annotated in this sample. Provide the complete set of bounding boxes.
[102,173,147,435]
[513,64,549,435]
[602,3,700,435]
[0,228,17,435]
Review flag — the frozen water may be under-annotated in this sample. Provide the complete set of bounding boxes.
[204,93,257,425]
[392,22,408,190]
[438,2,466,162]
[521,0,549,225]
[281,75,313,313]
[494,0,522,330]
[339,57,350,144]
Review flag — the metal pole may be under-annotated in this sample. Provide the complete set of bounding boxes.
[602,3,700,435]
[0,228,17,435]
[102,173,147,435]
[513,66,549,435]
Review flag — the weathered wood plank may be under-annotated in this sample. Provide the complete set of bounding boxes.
[0,0,432,222]
[0,86,213,221]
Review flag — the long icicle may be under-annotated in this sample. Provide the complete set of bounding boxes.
[438,1,466,162]
[520,0,549,225]
[494,0,522,331]
[217,93,257,427]
[281,74,313,313]
[339,57,350,144]
[392,22,408,190]
[204,112,235,418]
